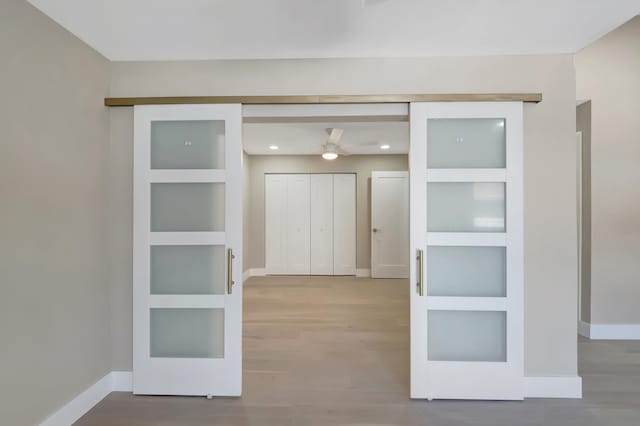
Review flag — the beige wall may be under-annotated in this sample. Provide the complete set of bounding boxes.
[576,102,592,323]
[109,54,579,377]
[109,108,134,370]
[575,16,640,325]
[245,154,409,271]
[0,1,111,424]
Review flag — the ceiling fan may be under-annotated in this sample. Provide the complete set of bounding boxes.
[321,128,351,160]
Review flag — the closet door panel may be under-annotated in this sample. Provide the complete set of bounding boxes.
[333,174,356,275]
[310,174,334,275]
[286,175,311,274]
[265,175,287,274]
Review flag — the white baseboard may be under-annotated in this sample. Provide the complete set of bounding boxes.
[356,268,370,278]
[578,320,591,338]
[243,268,267,282]
[111,371,133,392]
[40,369,581,424]
[524,376,582,398]
[579,321,640,340]
[251,268,266,276]
[39,372,106,426]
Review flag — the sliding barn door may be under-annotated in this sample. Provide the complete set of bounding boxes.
[410,102,524,400]
[133,104,242,396]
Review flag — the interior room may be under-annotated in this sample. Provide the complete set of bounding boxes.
[2,1,640,425]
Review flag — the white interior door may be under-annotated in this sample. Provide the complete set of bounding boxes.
[286,174,311,274]
[310,174,334,275]
[333,174,357,275]
[133,104,242,396]
[410,102,524,400]
[265,175,287,275]
[371,171,409,278]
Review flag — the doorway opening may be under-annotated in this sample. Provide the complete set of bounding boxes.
[241,104,412,400]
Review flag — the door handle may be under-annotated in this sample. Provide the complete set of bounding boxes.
[416,249,424,296]
[227,248,235,295]
[372,228,380,233]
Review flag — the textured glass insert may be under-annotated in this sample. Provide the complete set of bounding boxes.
[427,118,506,168]
[150,308,224,358]
[151,246,225,294]
[427,182,505,232]
[151,120,225,169]
[151,183,225,232]
[427,246,506,297]
[428,310,506,362]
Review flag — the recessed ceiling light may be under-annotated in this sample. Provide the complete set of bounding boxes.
[380,144,390,150]
[322,152,338,160]
[269,145,279,150]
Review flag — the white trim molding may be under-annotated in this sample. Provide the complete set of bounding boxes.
[578,320,591,338]
[39,371,134,426]
[524,376,583,399]
[355,268,371,278]
[40,370,582,425]
[245,268,382,280]
[579,321,640,340]
[243,268,267,282]
[111,371,133,392]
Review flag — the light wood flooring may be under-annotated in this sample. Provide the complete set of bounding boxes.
[76,276,640,425]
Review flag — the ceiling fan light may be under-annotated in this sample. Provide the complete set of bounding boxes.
[322,151,338,160]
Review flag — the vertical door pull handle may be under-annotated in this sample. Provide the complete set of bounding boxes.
[417,249,424,296]
[227,248,235,295]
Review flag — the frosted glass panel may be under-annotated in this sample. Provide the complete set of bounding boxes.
[151,120,225,169]
[150,308,224,358]
[151,246,225,294]
[427,118,505,168]
[151,183,225,232]
[428,310,506,362]
[427,183,505,232]
[427,246,506,297]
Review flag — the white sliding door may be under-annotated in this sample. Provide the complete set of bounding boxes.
[333,174,357,275]
[310,174,334,275]
[286,175,311,274]
[410,102,524,400]
[133,104,242,396]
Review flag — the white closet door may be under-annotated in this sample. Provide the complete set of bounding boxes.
[310,174,334,275]
[333,174,356,275]
[286,175,311,274]
[265,175,287,274]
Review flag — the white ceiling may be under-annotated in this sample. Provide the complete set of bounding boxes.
[243,121,408,156]
[28,0,640,61]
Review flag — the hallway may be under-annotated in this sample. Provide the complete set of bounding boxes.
[77,276,640,425]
